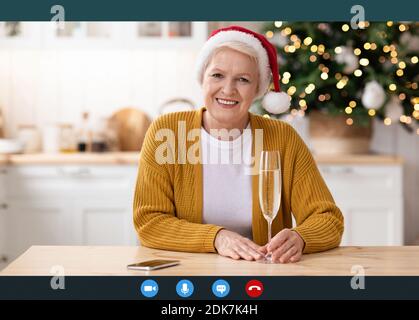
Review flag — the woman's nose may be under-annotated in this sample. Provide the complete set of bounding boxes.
[221,80,237,96]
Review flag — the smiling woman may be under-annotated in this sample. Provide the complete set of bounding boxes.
[133,26,344,264]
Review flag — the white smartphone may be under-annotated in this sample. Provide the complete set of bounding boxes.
[127,259,180,271]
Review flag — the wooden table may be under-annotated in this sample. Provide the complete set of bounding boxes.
[1,246,419,276]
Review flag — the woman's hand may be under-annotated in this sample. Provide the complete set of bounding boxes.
[214,229,265,261]
[259,229,305,263]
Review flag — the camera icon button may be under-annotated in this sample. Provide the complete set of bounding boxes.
[140,279,159,298]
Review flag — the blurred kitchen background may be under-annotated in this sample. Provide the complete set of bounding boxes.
[0,21,418,270]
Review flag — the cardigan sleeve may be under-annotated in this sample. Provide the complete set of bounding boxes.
[289,132,344,254]
[133,117,223,253]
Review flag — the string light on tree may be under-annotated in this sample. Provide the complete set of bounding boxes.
[282,27,292,35]
[303,37,313,45]
[274,21,283,28]
[265,31,274,38]
[281,71,291,84]
[287,86,297,95]
[305,83,316,94]
[354,69,363,77]
[360,58,369,66]
[309,55,317,62]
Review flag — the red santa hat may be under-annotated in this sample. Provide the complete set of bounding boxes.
[195,25,291,114]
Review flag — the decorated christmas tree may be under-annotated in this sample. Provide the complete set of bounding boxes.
[251,21,419,132]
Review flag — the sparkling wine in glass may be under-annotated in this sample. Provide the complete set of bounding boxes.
[258,151,281,263]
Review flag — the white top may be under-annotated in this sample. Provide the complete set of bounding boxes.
[201,124,253,239]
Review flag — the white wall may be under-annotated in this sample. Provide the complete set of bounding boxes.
[0,48,204,138]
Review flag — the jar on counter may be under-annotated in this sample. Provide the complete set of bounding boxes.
[89,117,108,153]
[17,124,42,153]
[59,123,77,153]
[42,124,60,153]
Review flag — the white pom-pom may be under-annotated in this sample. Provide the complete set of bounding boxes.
[262,91,291,114]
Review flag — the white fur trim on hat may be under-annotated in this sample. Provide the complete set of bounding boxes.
[262,91,291,114]
[195,30,271,99]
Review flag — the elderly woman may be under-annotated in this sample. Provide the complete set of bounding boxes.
[133,26,344,264]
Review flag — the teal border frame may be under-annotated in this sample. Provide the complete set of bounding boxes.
[0,0,418,21]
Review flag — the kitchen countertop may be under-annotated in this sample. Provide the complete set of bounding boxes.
[0,152,140,165]
[1,245,418,276]
[0,152,404,165]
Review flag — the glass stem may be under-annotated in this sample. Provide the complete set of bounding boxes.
[266,219,273,260]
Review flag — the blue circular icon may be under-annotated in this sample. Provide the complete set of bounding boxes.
[212,279,230,298]
[140,279,159,298]
[176,279,194,298]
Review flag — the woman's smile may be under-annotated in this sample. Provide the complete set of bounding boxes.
[215,97,240,108]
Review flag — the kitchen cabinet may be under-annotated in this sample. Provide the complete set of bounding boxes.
[73,197,137,246]
[1,164,139,267]
[318,163,403,246]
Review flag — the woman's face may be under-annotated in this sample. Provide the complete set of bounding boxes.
[202,47,259,131]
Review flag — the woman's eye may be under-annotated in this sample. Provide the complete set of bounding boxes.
[239,77,250,83]
[211,73,223,78]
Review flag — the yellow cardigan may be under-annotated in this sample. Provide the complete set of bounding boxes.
[133,107,344,254]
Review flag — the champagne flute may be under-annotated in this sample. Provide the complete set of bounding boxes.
[258,151,281,263]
